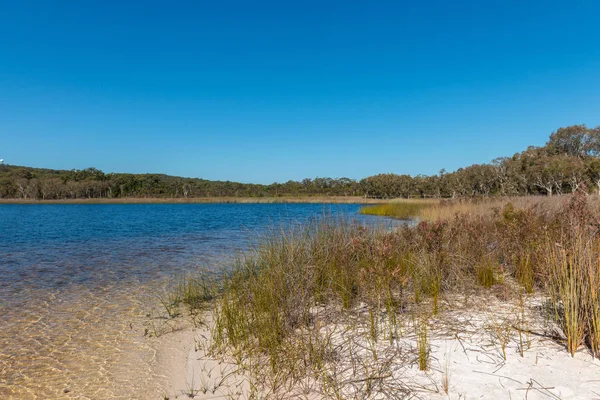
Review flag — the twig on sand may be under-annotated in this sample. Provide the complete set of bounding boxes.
[454,333,470,361]
[472,370,523,385]
[511,325,564,341]
[341,374,393,385]
[492,362,506,374]
[516,379,561,400]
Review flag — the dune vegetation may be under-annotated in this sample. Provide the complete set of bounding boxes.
[163,189,600,397]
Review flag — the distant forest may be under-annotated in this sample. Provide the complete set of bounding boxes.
[2,125,600,200]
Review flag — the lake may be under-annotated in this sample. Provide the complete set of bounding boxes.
[0,203,397,399]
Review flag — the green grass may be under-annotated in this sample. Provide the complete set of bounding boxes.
[360,201,435,219]
[476,257,497,288]
[415,315,429,371]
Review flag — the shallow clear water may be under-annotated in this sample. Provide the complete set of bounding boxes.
[0,203,397,399]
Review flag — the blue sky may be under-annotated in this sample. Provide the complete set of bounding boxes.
[1,1,599,183]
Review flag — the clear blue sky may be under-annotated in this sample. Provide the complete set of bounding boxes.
[1,1,599,184]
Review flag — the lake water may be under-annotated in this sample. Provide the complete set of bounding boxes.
[0,203,397,399]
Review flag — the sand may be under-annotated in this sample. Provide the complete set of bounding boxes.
[155,294,600,399]
[153,316,251,400]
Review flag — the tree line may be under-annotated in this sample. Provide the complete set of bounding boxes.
[0,166,362,199]
[1,124,599,200]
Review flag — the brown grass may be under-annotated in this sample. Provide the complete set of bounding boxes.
[416,195,572,221]
[359,195,571,221]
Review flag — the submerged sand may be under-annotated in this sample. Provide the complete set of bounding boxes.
[0,282,172,399]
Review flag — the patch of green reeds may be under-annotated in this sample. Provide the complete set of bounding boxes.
[415,315,430,371]
[175,273,220,312]
[476,256,498,288]
[360,201,434,219]
[155,272,220,323]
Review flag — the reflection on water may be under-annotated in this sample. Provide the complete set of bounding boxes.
[0,204,400,399]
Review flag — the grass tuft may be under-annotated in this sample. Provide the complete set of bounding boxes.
[168,192,600,396]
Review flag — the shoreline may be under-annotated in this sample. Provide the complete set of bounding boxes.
[156,293,600,399]
[0,196,386,205]
[156,193,600,398]
[5,194,600,398]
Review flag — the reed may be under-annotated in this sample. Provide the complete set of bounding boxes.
[487,314,512,360]
[588,255,600,358]
[171,191,600,396]
[415,314,429,371]
[548,244,586,356]
[420,195,570,221]
[546,228,600,357]
[442,356,450,394]
[476,256,497,288]
[515,293,531,357]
